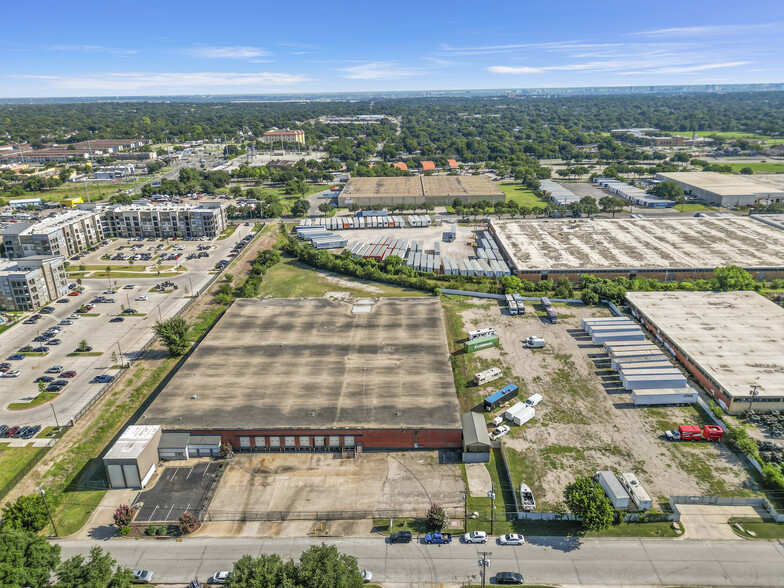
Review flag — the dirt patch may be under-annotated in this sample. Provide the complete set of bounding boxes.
[451,298,757,510]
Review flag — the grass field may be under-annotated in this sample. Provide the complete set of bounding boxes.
[726,162,784,173]
[676,203,718,213]
[695,131,784,145]
[8,392,60,410]
[729,518,784,539]
[0,446,45,489]
[7,181,141,204]
[258,257,429,299]
[498,183,546,207]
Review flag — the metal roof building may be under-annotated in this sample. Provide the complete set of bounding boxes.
[461,412,491,463]
[656,172,784,207]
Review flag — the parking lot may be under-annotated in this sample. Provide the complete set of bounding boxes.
[448,298,756,510]
[134,461,220,522]
[0,224,256,430]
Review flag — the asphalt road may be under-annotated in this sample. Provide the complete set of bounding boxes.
[56,536,784,586]
[0,225,254,428]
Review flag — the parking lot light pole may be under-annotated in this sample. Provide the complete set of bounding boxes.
[50,403,60,430]
[115,341,124,368]
[39,488,58,537]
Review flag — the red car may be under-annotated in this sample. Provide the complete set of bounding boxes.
[67,291,80,296]
[61,371,77,378]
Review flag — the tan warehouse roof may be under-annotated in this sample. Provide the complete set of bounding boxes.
[656,172,784,197]
[341,175,503,200]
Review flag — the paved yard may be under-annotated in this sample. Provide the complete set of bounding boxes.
[133,461,219,522]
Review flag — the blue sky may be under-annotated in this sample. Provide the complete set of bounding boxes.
[1,0,782,97]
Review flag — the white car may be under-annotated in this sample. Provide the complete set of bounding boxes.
[490,424,511,440]
[499,533,526,545]
[360,569,373,583]
[213,571,231,584]
[464,530,488,544]
[135,296,148,301]
[132,569,154,582]
[3,370,20,378]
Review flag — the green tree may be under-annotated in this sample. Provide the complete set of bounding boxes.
[290,199,310,217]
[579,196,599,217]
[564,476,614,532]
[54,546,134,588]
[318,203,332,216]
[153,317,191,356]
[0,527,61,588]
[598,196,625,217]
[647,180,683,202]
[713,265,758,291]
[226,554,296,588]
[553,276,574,299]
[740,167,753,175]
[78,339,90,352]
[426,503,447,531]
[1,494,49,532]
[297,544,364,588]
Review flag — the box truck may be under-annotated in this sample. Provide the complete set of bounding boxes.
[665,424,724,441]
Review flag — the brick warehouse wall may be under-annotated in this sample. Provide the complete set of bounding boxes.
[188,428,463,451]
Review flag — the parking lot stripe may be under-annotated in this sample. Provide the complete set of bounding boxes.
[148,505,159,521]
[169,467,179,481]
[184,503,191,514]
[165,504,175,521]
[185,466,195,480]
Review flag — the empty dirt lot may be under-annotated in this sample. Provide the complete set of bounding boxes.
[447,297,757,511]
[208,452,464,523]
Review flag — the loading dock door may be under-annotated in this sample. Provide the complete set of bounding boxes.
[314,436,325,448]
[299,436,310,448]
[328,436,341,449]
[284,436,296,449]
[269,437,281,450]
[107,464,125,488]
[122,464,141,488]
[239,437,250,449]
[344,436,355,447]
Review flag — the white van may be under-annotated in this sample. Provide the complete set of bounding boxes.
[524,336,545,349]
[525,393,543,407]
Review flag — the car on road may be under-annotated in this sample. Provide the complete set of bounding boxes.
[61,371,77,378]
[135,295,148,301]
[23,318,38,324]
[67,291,80,296]
[131,569,154,583]
[389,530,412,543]
[464,531,488,544]
[360,569,373,583]
[103,289,117,294]
[47,339,62,345]
[56,298,70,303]
[74,346,93,353]
[499,533,526,546]
[123,284,136,289]
[35,376,55,383]
[212,571,231,584]
[67,314,80,320]
[490,425,511,440]
[7,355,25,361]
[46,366,63,373]
[91,375,116,384]
[109,317,124,323]
[3,370,20,378]
[494,572,524,585]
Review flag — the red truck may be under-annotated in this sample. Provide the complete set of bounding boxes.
[665,424,724,441]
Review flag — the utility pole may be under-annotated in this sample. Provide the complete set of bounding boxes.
[478,551,492,588]
[749,384,760,416]
[50,403,60,430]
[40,488,58,537]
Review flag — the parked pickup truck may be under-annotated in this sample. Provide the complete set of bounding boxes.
[424,532,452,544]
[665,424,724,442]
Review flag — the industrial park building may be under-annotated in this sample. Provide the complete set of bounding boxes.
[626,291,784,414]
[101,203,227,239]
[489,216,784,281]
[338,175,505,207]
[260,130,306,145]
[1,210,104,259]
[0,255,68,311]
[655,172,784,207]
[141,297,463,452]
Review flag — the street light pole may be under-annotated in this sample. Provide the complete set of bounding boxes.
[50,403,60,430]
[40,488,58,537]
[115,341,124,368]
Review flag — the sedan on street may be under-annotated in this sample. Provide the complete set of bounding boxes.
[499,533,526,546]
[464,531,488,544]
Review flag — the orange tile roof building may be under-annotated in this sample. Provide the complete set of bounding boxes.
[447,159,459,170]
[392,162,409,171]
[420,161,436,171]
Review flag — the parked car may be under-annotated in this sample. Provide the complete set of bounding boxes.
[67,291,80,296]
[3,370,20,378]
[22,425,40,439]
[74,346,93,353]
[135,296,148,301]
[13,426,29,438]
[490,425,511,440]
[35,376,54,383]
[91,375,115,384]
[46,365,63,373]
[0,425,7,437]
[499,533,525,545]
[61,371,77,378]
[31,346,49,353]
[122,308,137,314]
[7,355,25,361]
[360,570,373,583]
[48,339,61,345]
[464,531,488,544]
[33,335,49,342]
[132,569,154,583]
[495,572,524,585]
[188,581,201,588]
[5,426,19,438]
[212,571,231,584]
[109,317,124,323]
[57,298,70,303]
[389,530,412,543]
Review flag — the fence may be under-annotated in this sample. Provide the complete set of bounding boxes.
[0,443,53,500]
[494,445,519,518]
[670,495,784,523]
[204,507,464,523]
[69,224,267,425]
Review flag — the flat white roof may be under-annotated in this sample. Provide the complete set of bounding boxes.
[104,425,160,460]
[491,217,784,271]
[657,172,784,197]
[626,291,784,400]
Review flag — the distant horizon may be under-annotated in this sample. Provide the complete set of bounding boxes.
[2,1,783,98]
[1,82,783,104]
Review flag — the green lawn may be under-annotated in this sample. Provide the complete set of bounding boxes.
[66,351,103,357]
[217,225,238,240]
[7,181,140,204]
[8,392,60,410]
[729,518,784,539]
[0,446,45,489]
[498,183,546,207]
[693,131,784,145]
[258,257,429,299]
[726,162,784,173]
[676,203,718,213]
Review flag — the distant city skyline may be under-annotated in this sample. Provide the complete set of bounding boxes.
[1,0,782,97]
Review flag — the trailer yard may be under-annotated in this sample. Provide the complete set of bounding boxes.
[443,297,757,511]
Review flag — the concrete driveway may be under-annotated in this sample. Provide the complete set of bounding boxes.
[676,504,764,540]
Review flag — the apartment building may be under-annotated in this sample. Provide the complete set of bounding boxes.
[260,130,306,145]
[101,203,227,239]
[2,210,104,259]
[0,255,68,311]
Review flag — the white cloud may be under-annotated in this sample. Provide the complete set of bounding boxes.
[650,61,750,74]
[629,22,782,38]
[185,46,269,59]
[14,72,311,92]
[487,65,543,75]
[342,61,427,80]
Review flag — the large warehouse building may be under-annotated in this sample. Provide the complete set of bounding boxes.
[626,291,784,414]
[141,297,462,451]
[655,172,784,207]
[338,176,504,207]
[489,216,784,281]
